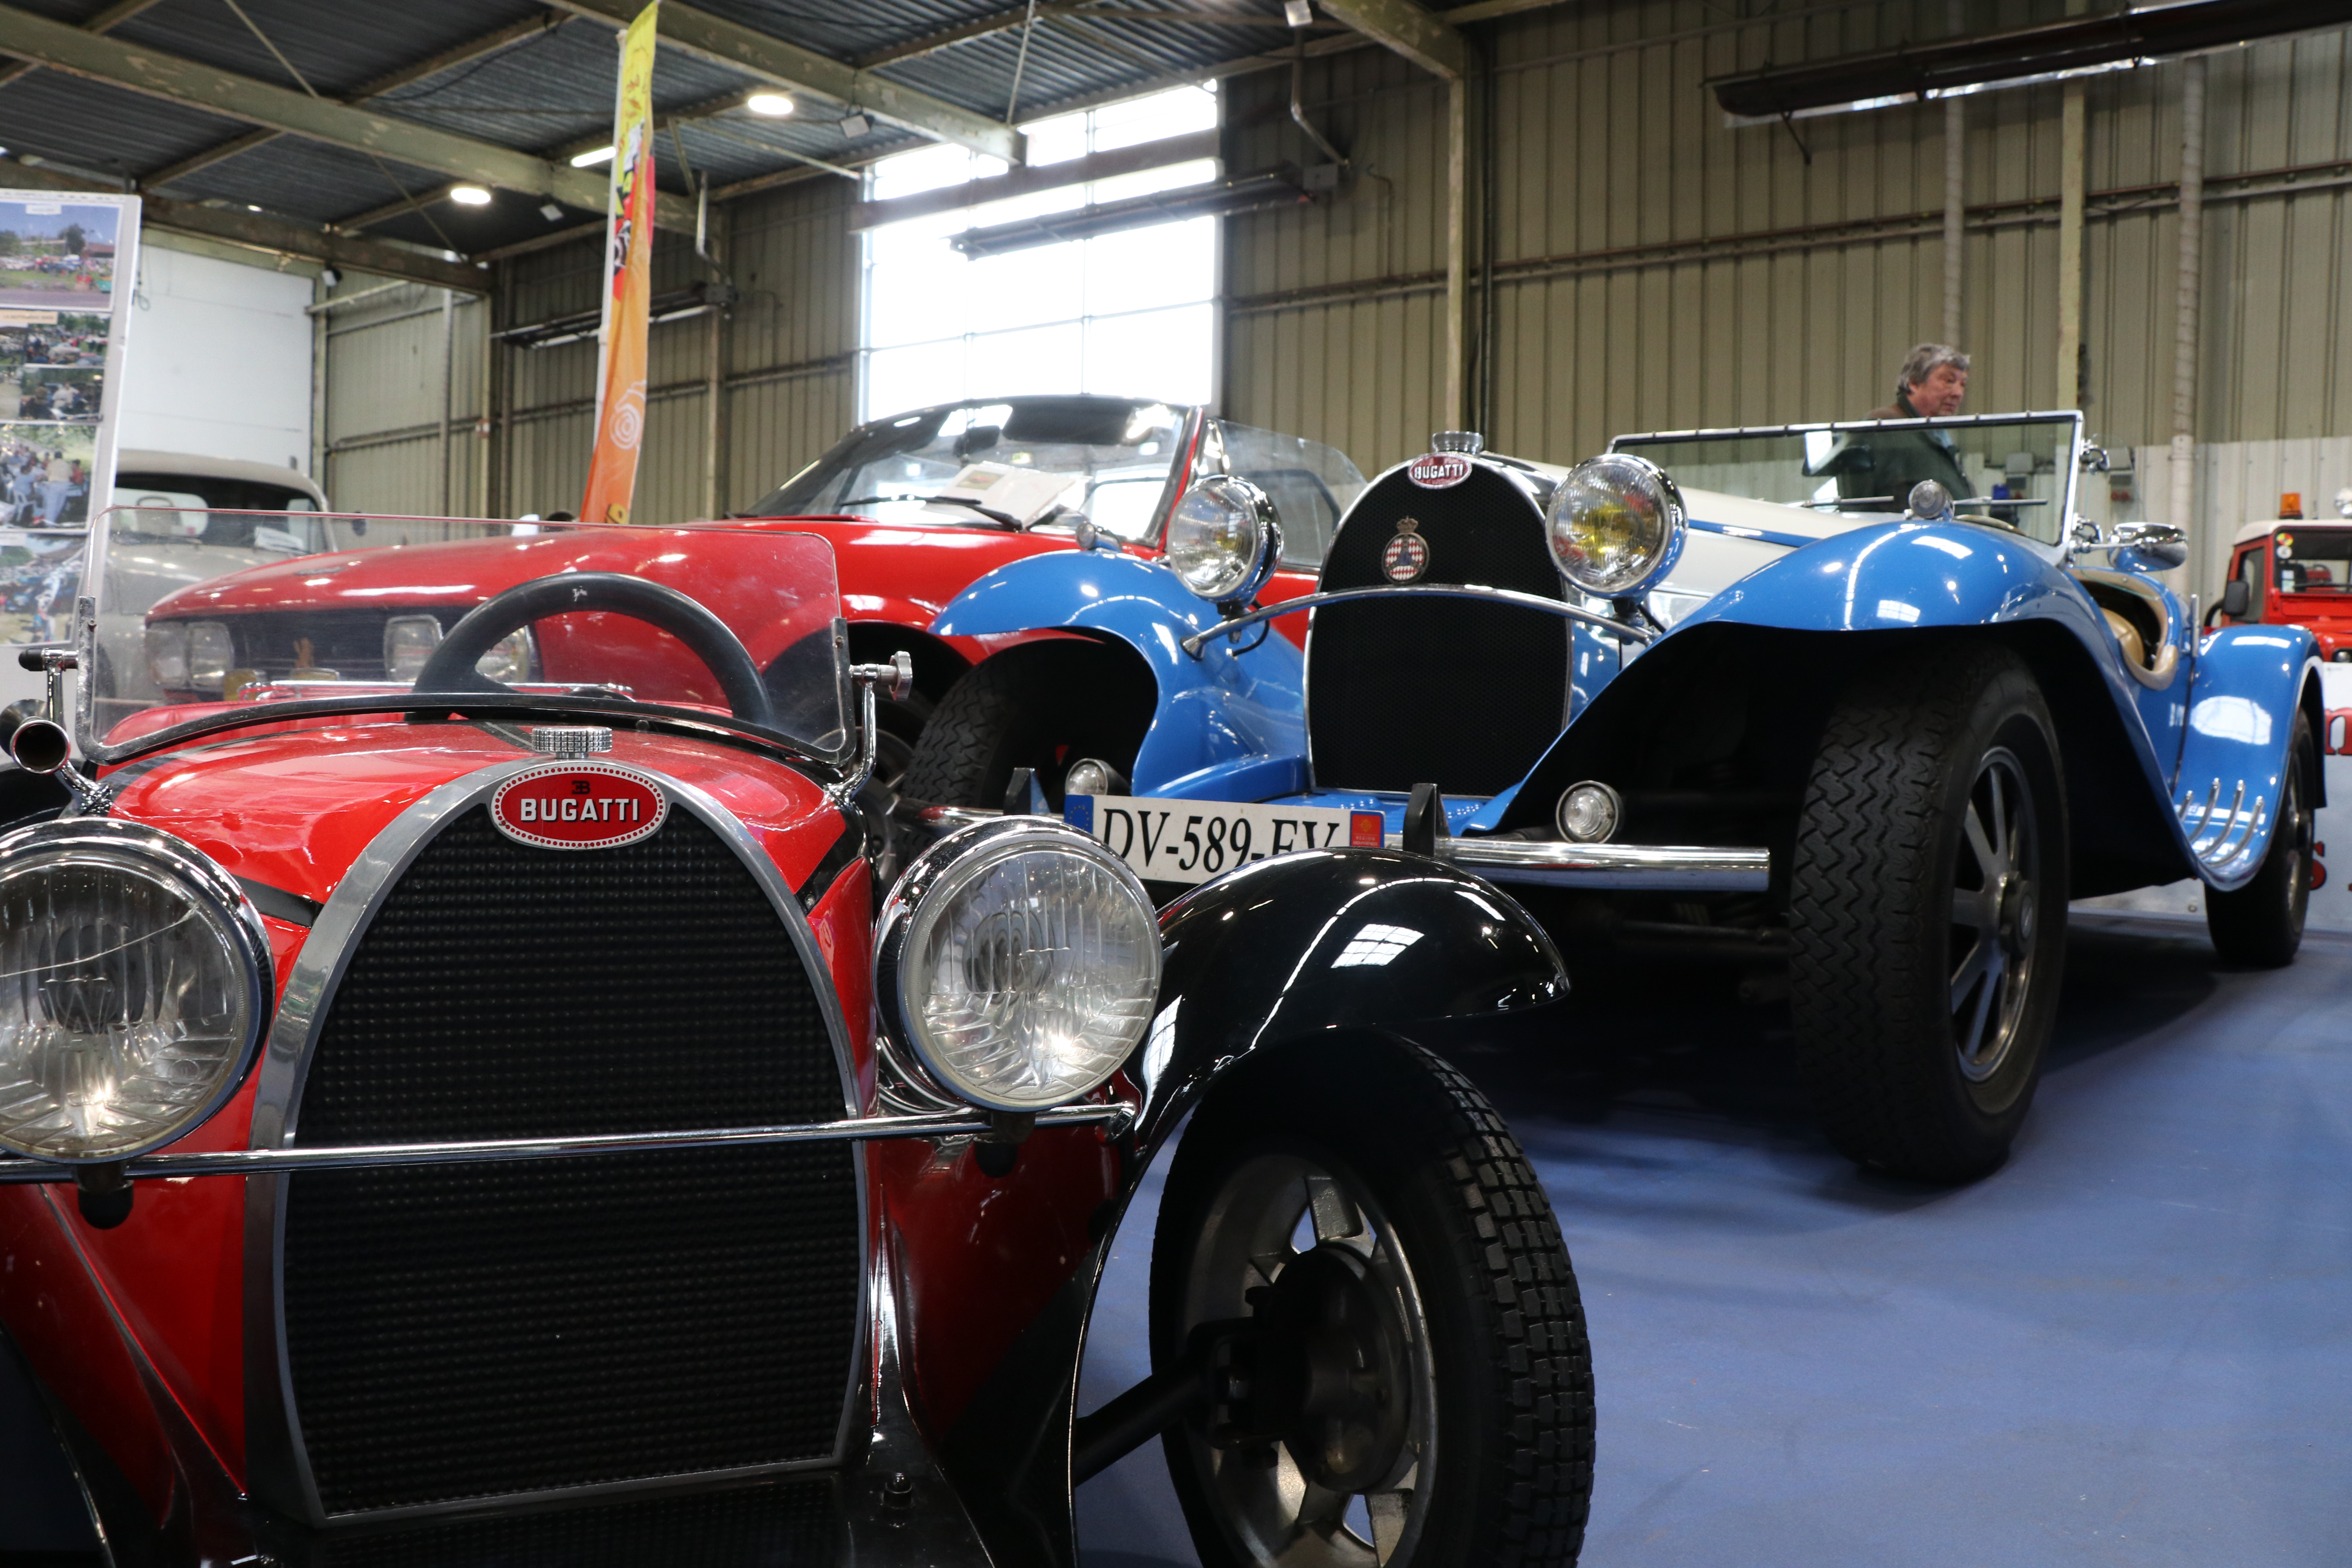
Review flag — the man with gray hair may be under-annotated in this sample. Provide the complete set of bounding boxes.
[1840,343,1972,509]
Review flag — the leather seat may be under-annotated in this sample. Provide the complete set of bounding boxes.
[2074,567,2178,689]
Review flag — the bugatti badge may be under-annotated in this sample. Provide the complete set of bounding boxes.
[490,760,669,850]
[1406,452,1472,489]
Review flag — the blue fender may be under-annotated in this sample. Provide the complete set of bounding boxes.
[931,550,1308,799]
[1573,521,2319,891]
[2175,625,2324,888]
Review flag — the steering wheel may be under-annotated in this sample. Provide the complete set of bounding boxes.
[413,571,778,731]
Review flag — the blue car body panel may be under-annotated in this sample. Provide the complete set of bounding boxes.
[933,521,2321,895]
[931,549,1307,799]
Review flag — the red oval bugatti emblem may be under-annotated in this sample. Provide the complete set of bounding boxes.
[1406,452,1472,489]
[490,761,669,850]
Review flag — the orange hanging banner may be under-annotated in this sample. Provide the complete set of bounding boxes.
[581,0,659,526]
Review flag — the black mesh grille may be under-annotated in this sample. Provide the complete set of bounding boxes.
[307,1477,841,1568]
[282,806,860,1516]
[1307,465,1569,795]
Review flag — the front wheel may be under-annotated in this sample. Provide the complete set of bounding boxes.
[2205,708,2316,966]
[1788,645,2070,1182]
[898,642,1146,811]
[1151,1039,1595,1567]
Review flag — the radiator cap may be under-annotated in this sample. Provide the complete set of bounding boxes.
[531,725,613,758]
[1429,430,1486,455]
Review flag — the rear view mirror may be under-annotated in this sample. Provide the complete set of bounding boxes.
[2112,521,2189,571]
[2219,578,2252,619]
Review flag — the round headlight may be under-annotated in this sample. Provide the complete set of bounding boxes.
[1165,475,1283,605]
[0,820,272,1163]
[1546,453,1686,597]
[877,820,1160,1113]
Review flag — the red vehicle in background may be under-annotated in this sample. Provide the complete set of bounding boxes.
[126,396,1361,789]
[2217,494,2352,661]
[739,394,1359,775]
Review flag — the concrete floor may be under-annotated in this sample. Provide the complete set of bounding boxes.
[5,913,2347,1565]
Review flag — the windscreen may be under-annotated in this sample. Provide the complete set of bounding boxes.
[2272,526,2352,594]
[1203,420,1365,568]
[1613,414,2081,546]
[749,396,1187,540]
[80,510,848,764]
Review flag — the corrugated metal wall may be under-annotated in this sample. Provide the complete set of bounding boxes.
[313,4,2352,545]
[1222,4,2352,476]
[323,173,855,525]
[318,282,488,517]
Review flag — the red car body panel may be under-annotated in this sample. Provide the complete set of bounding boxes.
[0,719,1126,1531]
[142,517,1317,692]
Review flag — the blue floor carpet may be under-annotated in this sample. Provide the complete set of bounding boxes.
[1078,915,2352,1566]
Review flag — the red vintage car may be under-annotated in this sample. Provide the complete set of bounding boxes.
[120,396,1359,790]
[2217,504,2352,661]
[0,512,1592,1565]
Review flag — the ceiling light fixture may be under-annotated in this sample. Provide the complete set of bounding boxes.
[570,145,616,168]
[746,91,794,116]
[450,185,492,206]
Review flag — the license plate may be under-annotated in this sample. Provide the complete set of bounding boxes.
[1064,795,1385,886]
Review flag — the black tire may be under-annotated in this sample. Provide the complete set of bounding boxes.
[871,691,931,792]
[898,642,1147,811]
[1787,644,2069,1182]
[2205,708,2316,967]
[1151,1038,1595,1568]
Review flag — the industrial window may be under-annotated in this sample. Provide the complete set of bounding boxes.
[858,86,1219,420]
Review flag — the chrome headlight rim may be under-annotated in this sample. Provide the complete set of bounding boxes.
[1166,475,1284,607]
[874,817,1162,1114]
[0,818,273,1164]
[1545,452,1687,599]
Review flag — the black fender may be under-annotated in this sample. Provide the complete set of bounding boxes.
[936,848,1567,1566]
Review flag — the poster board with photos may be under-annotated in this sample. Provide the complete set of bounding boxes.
[0,189,138,657]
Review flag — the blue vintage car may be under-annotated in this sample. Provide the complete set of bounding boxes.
[902,412,2324,1181]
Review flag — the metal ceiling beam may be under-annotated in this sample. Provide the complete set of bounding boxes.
[545,0,1024,164]
[142,13,575,194]
[0,154,486,292]
[1318,0,1466,78]
[0,0,158,93]
[0,2,691,227]
[858,3,1344,69]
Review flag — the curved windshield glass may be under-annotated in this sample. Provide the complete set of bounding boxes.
[1612,412,2082,547]
[748,396,1189,541]
[78,510,848,764]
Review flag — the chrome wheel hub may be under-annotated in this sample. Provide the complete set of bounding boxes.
[1947,748,2040,1084]
[1178,1154,1437,1566]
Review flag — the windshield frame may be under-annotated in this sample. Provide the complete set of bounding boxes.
[1608,410,2086,546]
[75,509,855,771]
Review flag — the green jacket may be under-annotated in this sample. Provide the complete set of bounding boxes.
[1838,394,1970,511]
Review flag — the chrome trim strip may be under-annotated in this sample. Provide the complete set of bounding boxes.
[1181,583,1657,656]
[1414,836,1772,891]
[0,1106,1129,1184]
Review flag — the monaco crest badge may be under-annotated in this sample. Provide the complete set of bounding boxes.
[1405,451,1472,489]
[1383,517,1430,583]
[490,760,669,850]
